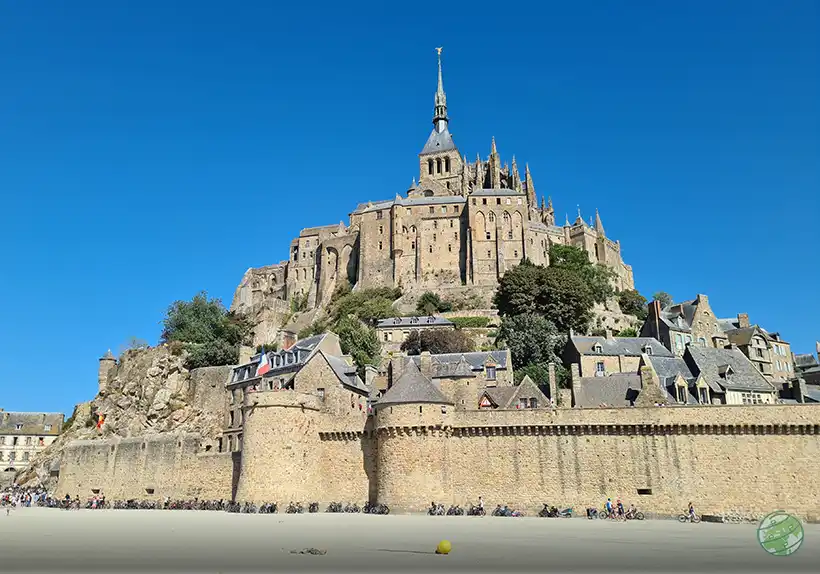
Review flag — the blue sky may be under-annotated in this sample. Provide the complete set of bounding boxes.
[0,1,817,415]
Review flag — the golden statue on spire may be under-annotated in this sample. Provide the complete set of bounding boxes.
[435,47,443,55]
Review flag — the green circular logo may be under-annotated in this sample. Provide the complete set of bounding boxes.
[757,511,804,557]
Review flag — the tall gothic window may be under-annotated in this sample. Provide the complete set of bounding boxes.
[444,157,450,172]
[436,158,442,174]
[428,160,434,175]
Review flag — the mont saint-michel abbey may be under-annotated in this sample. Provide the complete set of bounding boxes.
[236,52,633,316]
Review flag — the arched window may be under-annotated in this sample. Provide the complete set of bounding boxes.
[488,212,495,222]
[436,158,442,174]
[444,157,450,172]
[428,159,434,175]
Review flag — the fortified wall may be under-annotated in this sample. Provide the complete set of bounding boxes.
[57,398,820,519]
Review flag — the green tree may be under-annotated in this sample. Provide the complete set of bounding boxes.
[335,315,381,378]
[416,291,453,315]
[514,362,570,390]
[400,328,474,355]
[494,260,595,333]
[617,327,638,337]
[618,289,648,321]
[161,292,252,368]
[496,313,565,369]
[329,286,401,326]
[549,244,614,304]
[653,291,673,309]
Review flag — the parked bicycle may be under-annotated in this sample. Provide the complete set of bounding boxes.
[428,502,445,516]
[363,502,390,515]
[446,505,464,516]
[308,502,319,513]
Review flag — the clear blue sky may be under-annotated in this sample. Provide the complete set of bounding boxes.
[1,1,817,415]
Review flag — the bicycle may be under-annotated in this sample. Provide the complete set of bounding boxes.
[678,513,701,523]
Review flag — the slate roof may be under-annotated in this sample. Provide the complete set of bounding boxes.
[724,327,767,347]
[420,127,457,155]
[324,353,369,394]
[570,336,673,358]
[0,412,64,436]
[352,199,395,214]
[794,354,818,369]
[376,360,453,407]
[482,376,549,409]
[483,387,518,408]
[409,350,509,375]
[684,346,775,393]
[804,385,820,403]
[573,374,642,408]
[376,316,454,329]
[233,333,331,383]
[397,196,466,207]
[433,356,474,378]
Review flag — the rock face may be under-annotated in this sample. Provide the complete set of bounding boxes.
[16,345,230,488]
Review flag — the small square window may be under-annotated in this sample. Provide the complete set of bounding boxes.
[496,198,501,205]
[429,207,434,214]
[44,424,52,432]
[482,198,487,205]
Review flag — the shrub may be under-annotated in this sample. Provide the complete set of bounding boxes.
[450,316,490,329]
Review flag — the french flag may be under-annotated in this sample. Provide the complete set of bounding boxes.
[257,349,271,376]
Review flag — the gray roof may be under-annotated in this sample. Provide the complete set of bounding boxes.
[0,412,64,436]
[324,353,369,394]
[570,336,673,358]
[376,316,454,329]
[409,350,508,376]
[574,374,642,408]
[377,360,452,407]
[794,354,818,369]
[645,356,694,381]
[804,385,820,403]
[483,377,549,409]
[684,346,775,393]
[724,327,767,347]
[397,196,466,207]
[483,387,518,408]
[718,318,739,332]
[420,127,457,155]
[433,356,474,378]
[352,199,395,214]
[233,334,330,382]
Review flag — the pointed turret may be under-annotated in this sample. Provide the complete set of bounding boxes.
[511,156,522,191]
[548,196,553,210]
[433,47,448,133]
[564,213,571,226]
[540,196,546,210]
[491,136,498,156]
[525,163,536,206]
[594,209,605,236]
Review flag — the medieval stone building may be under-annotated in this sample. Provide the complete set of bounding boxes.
[232,51,634,326]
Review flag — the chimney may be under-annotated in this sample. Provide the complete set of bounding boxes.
[281,330,296,350]
[695,294,709,305]
[419,351,433,378]
[737,313,750,329]
[570,363,582,407]
[547,362,557,402]
[605,329,614,340]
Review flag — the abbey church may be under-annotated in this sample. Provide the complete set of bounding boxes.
[233,51,634,318]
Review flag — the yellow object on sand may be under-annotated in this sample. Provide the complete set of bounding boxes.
[436,540,452,555]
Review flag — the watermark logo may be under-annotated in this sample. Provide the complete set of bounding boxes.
[757,511,804,557]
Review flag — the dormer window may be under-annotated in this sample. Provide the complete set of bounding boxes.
[643,345,653,355]
[675,384,687,404]
[486,365,497,381]
[593,343,603,353]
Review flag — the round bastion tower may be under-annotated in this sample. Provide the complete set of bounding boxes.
[374,360,454,512]
[98,350,117,394]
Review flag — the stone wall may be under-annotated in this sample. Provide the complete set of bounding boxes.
[57,433,232,500]
[373,404,820,518]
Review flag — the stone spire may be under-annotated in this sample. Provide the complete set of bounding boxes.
[540,196,546,210]
[511,156,521,191]
[594,209,605,236]
[489,138,501,189]
[525,163,536,206]
[565,213,570,226]
[474,153,483,187]
[433,47,448,133]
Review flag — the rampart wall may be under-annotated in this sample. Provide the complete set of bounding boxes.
[57,433,232,500]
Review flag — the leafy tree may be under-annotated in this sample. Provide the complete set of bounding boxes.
[514,362,570,390]
[255,342,279,353]
[653,291,673,309]
[401,328,474,355]
[160,291,252,368]
[549,244,614,304]
[416,291,453,315]
[618,289,648,321]
[329,286,401,326]
[617,327,638,337]
[494,260,595,333]
[496,313,566,369]
[335,316,381,378]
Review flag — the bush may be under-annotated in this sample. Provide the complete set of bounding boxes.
[168,340,185,356]
[401,328,475,355]
[450,316,490,329]
[416,292,453,315]
[255,342,279,353]
[617,327,638,337]
[617,289,648,321]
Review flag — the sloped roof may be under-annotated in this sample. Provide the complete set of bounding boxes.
[409,350,509,373]
[573,374,642,408]
[433,356,474,378]
[469,188,526,197]
[0,412,64,436]
[483,387,518,408]
[323,353,369,394]
[420,127,457,155]
[684,346,775,393]
[794,354,818,369]
[724,327,769,347]
[377,360,453,407]
[570,336,672,358]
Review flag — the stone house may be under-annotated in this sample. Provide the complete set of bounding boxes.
[562,333,672,377]
[718,314,794,383]
[795,346,820,386]
[478,376,549,410]
[0,410,64,472]
[375,315,454,353]
[682,345,778,405]
[225,333,370,453]
[641,295,728,355]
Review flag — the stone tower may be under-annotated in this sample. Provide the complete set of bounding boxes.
[98,350,116,394]
[417,48,463,194]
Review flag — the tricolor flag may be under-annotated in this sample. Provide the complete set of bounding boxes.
[257,349,271,376]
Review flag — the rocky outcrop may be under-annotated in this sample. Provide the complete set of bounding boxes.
[15,345,230,488]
